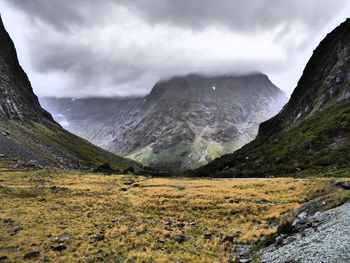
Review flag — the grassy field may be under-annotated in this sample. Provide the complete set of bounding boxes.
[0,170,342,262]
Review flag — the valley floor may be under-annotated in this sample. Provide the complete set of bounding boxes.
[0,170,347,262]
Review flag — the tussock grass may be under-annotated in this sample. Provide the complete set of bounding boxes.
[0,171,341,262]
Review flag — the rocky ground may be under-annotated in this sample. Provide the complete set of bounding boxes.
[258,181,350,263]
[260,202,350,263]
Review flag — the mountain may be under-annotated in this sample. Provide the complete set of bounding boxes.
[192,18,350,177]
[41,73,287,170]
[0,16,139,170]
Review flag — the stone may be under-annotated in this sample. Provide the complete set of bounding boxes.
[25,160,43,169]
[292,212,308,227]
[204,233,212,239]
[174,235,187,244]
[8,227,23,235]
[51,235,70,243]
[176,223,185,229]
[94,235,105,241]
[50,186,69,193]
[221,235,235,244]
[0,154,5,158]
[23,251,40,260]
[334,181,350,190]
[1,131,9,137]
[52,244,67,251]
[232,244,252,258]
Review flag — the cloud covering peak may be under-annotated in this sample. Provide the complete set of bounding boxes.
[1,0,349,97]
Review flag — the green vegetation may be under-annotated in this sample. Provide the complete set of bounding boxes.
[3,120,139,170]
[0,170,339,262]
[194,99,350,178]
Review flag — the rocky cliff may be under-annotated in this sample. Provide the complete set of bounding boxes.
[41,73,287,170]
[0,16,54,123]
[192,18,350,177]
[259,18,350,138]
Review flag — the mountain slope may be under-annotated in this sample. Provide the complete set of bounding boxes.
[192,18,350,177]
[41,73,287,170]
[0,16,139,170]
[259,18,350,138]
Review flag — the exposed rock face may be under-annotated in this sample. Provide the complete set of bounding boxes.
[0,16,54,123]
[259,18,350,138]
[0,15,139,170]
[41,73,287,170]
[192,18,350,178]
[260,203,350,263]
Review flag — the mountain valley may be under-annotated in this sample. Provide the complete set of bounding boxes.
[0,6,349,263]
[41,74,287,170]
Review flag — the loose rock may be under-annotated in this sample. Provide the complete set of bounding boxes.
[24,251,40,260]
[221,235,234,244]
[1,131,9,137]
[334,180,350,190]
[204,233,212,239]
[94,235,105,242]
[174,235,187,244]
[52,244,67,252]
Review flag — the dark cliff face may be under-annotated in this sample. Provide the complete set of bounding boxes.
[41,73,287,170]
[0,16,139,170]
[0,16,54,123]
[258,18,350,138]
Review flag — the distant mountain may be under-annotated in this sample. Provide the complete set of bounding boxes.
[192,18,350,177]
[41,73,287,170]
[0,16,139,170]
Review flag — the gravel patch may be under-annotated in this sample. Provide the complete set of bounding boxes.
[260,202,350,263]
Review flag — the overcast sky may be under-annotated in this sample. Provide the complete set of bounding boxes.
[1,1,349,98]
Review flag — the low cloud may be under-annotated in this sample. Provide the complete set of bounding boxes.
[2,0,349,97]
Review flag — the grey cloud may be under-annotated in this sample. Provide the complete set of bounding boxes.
[2,0,349,97]
[5,0,115,31]
[7,0,346,32]
[119,0,342,31]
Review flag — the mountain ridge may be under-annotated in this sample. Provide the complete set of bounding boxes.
[192,18,350,177]
[41,72,287,170]
[258,18,350,138]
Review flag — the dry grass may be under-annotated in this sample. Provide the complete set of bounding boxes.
[0,170,336,262]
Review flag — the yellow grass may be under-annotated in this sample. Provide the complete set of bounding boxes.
[0,170,335,262]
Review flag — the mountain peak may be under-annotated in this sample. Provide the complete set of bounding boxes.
[147,72,284,103]
[41,72,287,170]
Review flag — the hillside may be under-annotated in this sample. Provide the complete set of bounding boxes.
[192,18,350,178]
[0,16,139,170]
[41,73,286,170]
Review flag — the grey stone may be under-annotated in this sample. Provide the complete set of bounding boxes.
[24,251,40,260]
